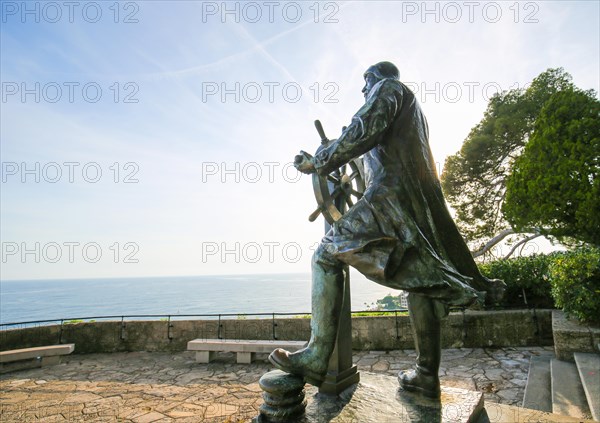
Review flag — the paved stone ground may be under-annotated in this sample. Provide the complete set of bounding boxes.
[0,347,554,422]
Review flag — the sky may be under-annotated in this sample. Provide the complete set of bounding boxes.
[1,0,599,280]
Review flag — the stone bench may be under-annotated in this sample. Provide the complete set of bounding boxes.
[0,344,75,373]
[187,339,306,364]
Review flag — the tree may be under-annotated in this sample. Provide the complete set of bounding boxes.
[503,88,600,246]
[441,68,576,257]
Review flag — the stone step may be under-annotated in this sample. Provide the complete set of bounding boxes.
[551,358,592,419]
[574,352,600,421]
[477,403,595,422]
[522,355,552,412]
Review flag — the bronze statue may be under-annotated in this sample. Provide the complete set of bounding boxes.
[269,61,504,398]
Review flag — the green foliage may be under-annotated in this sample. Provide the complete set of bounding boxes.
[377,293,405,310]
[351,311,406,317]
[295,311,406,318]
[441,68,575,249]
[478,254,557,308]
[549,248,600,325]
[479,249,600,323]
[370,249,599,322]
[504,88,600,246]
[364,293,407,311]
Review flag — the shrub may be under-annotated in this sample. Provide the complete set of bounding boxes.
[478,253,558,308]
[549,247,600,325]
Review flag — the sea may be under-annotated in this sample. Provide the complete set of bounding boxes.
[0,273,403,325]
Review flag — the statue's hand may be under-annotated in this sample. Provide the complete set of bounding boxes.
[294,151,316,174]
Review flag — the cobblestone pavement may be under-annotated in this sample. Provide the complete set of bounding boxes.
[0,347,554,422]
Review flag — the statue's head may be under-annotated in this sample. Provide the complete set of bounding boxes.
[362,61,400,99]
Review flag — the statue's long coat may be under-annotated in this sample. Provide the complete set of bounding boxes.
[314,78,495,306]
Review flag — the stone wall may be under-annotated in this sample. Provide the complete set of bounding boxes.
[0,309,553,354]
[551,310,600,361]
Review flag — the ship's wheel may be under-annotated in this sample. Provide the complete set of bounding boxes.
[308,120,365,225]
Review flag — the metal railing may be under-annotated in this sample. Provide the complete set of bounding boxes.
[1,302,542,331]
[0,310,413,343]
[0,309,410,330]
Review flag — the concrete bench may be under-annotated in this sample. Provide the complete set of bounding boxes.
[0,344,75,373]
[187,339,306,364]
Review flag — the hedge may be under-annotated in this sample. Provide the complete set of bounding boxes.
[478,253,558,308]
[479,247,600,324]
[549,247,600,325]
[371,248,600,324]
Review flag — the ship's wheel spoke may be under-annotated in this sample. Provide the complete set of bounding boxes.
[310,157,365,224]
[327,175,340,184]
[331,187,343,199]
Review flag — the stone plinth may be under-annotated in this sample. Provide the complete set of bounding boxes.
[255,371,483,422]
[552,310,600,361]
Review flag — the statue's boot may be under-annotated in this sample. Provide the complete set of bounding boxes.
[398,293,446,399]
[269,263,343,386]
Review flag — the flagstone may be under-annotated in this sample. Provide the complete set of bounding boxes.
[371,359,390,371]
[0,347,555,421]
[63,392,103,403]
[131,411,167,423]
[165,409,197,418]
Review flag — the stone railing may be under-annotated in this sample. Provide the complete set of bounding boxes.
[0,309,553,354]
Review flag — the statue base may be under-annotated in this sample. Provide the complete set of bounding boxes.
[307,372,483,422]
[258,370,306,423]
[318,365,360,396]
[256,371,484,423]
